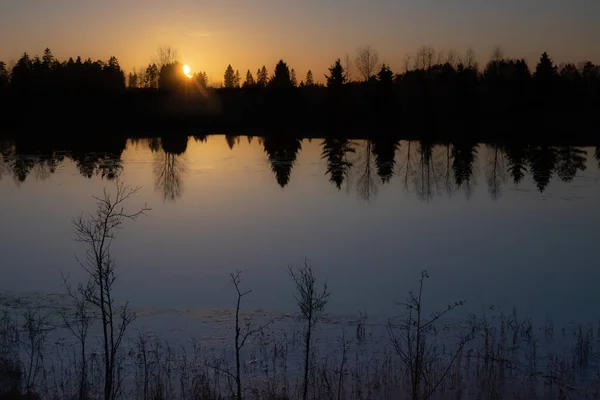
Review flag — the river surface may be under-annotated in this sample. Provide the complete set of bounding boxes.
[1,135,599,325]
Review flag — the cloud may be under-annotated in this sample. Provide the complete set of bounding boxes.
[188,32,210,38]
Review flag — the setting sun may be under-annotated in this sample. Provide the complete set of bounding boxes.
[183,64,192,78]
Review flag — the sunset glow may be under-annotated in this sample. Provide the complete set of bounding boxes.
[183,64,192,78]
[1,1,598,83]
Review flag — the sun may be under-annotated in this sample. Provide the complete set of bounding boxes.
[183,64,192,78]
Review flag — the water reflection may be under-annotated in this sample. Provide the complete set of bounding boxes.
[321,138,355,190]
[505,143,527,185]
[0,137,125,184]
[414,140,439,202]
[452,141,478,198]
[356,140,378,202]
[372,137,400,184]
[485,145,507,200]
[263,136,302,187]
[528,145,557,192]
[225,135,240,150]
[154,137,187,202]
[130,137,188,202]
[555,146,586,183]
[1,136,599,202]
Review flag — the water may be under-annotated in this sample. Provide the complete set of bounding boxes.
[1,135,600,326]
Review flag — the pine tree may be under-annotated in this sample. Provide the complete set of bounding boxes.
[257,66,269,87]
[243,69,255,87]
[144,63,159,89]
[233,69,241,88]
[535,52,557,80]
[377,63,394,85]
[42,48,55,70]
[305,70,314,86]
[534,52,558,96]
[224,64,235,88]
[128,72,139,88]
[194,71,208,87]
[325,59,347,87]
[291,68,297,87]
[271,60,292,88]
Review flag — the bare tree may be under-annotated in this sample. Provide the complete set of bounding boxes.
[73,180,150,400]
[289,262,330,400]
[446,49,459,68]
[59,275,95,400]
[154,46,179,69]
[228,272,249,400]
[436,50,445,65]
[388,271,478,400]
[415,46,435,69]
[464,47,477,69]
[491,45,504,62]
[415,46,436,70]
[403,54,413,72]
[344,53,353,82]
[355,45,379,81]
[21,306,52,395]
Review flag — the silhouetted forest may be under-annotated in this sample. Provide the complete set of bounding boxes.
[0,47,599,139]
[1,135,598,201]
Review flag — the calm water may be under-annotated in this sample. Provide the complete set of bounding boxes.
[1,136,600,324]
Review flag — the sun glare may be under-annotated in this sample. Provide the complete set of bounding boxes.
[183,64,192,78]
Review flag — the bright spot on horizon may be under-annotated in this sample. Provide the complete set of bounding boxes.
[183,65,192,78]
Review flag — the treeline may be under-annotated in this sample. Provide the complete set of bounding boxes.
[0,46,599,132]
[0,49,125,96]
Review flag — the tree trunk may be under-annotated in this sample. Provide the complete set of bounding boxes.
[303,320,312,400]
[235,296,242,400]
[80,339,87,400]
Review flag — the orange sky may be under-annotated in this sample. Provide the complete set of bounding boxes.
[1,0,599,85]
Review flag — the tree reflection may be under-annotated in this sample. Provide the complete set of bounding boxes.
[153,151,186,202]
[225,135,239,150]
[555,146,586,182]
[527,145,557,192]
[1,142,73,184]
[371,137,400,183]
[485,144,507,200]
[152,136,188,202]
[1,135,598,199]
[33,154,62,181]
[414,140,441,202]
[398,141,416,193]
[452,141,478,198]
[72,153,123,180]
[263,136,302,187]
[10,156,37,184]
[440,143,455,196]
[69,137,126,180]
[148,137,162,152]
[504,143,528,185]
[0,148,7,181]
[160,136,188,156]
[193,134,208,143]
[321,137,355,190]
[356,140,378,202]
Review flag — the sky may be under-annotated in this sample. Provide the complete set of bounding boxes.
[1,0,599,84]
